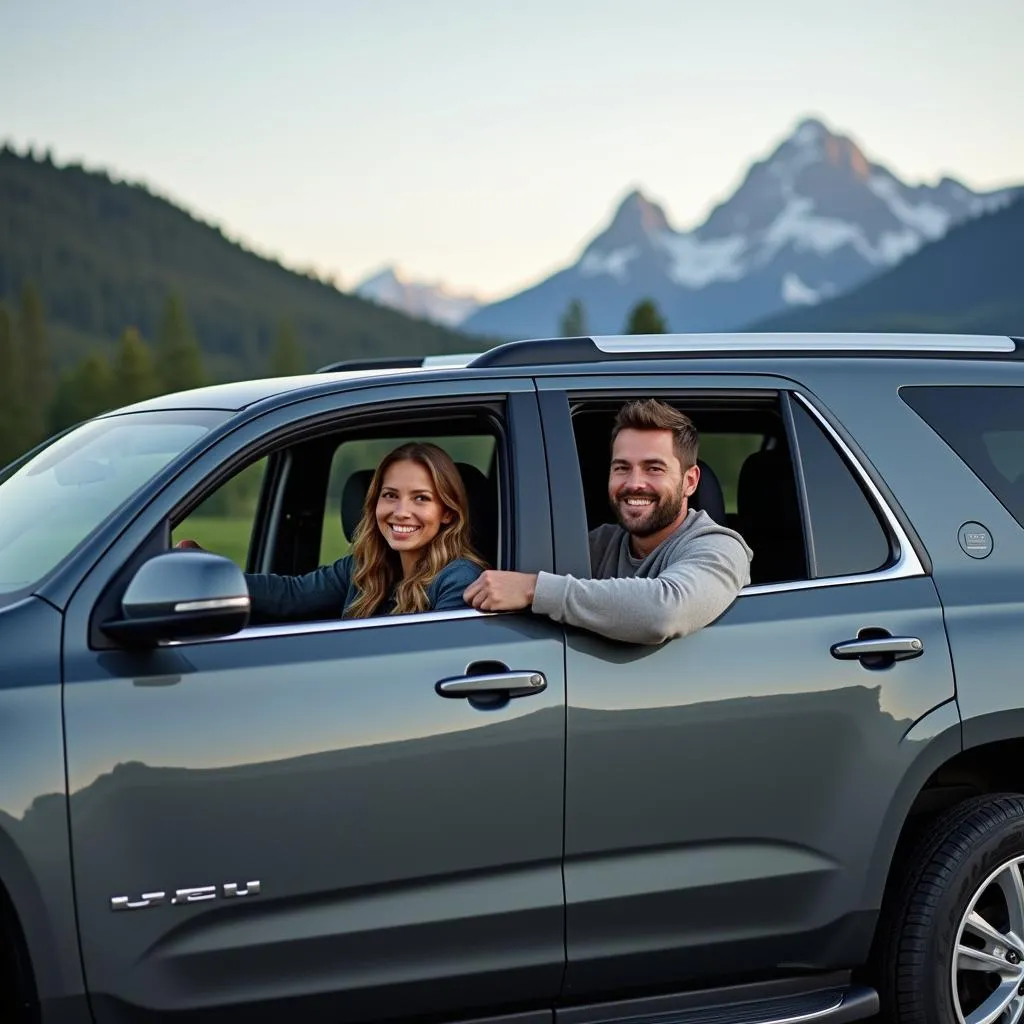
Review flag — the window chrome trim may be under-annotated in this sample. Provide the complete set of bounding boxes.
[592,333,1015,355]
[171,606,498,645]
[737,391,925,597]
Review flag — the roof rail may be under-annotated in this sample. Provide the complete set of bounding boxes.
[316,352,476,373]
[316,356,424,373]
[468,333,1019,368]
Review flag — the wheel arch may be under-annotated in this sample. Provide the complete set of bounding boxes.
[864,698,963,908]
[0,867,39,1021]
[868,705,1024,914]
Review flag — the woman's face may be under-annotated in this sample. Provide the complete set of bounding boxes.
[375,459,451,564]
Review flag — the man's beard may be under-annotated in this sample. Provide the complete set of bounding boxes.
[611,484,684,537]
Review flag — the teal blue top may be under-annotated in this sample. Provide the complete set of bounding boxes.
[245,555,482,623]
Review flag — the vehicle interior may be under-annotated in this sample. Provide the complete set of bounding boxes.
[172,406,507,619]
[568,395,810,586]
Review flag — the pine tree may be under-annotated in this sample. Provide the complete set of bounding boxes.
[559,298,588,337]
[155,293,204,394]
[50,352,115,431]
[18,281,55,444]
[269,318,305,376]
[624,298,667,334]
[112,327,159,406]
[0,307,28,467]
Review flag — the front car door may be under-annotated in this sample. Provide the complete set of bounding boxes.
[61,379,567,1024]
[536,372,958,1000]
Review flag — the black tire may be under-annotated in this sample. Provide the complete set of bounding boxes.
[0,888,37,1024]
[879,793,1024,1023]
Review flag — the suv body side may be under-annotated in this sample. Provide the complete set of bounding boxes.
[3,345,1024,1023]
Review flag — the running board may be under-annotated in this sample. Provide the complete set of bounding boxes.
[556,981,879,1024]
[451,981,878,1024]
[592,985,877,1023]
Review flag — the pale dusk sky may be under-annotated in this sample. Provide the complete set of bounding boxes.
[2,0,1021,300]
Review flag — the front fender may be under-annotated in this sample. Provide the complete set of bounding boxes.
[0,596,87,1019]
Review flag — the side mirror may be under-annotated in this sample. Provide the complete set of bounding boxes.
[101,551,250,648]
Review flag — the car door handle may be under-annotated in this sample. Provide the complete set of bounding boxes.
[436,671,547,698]
[831,635,924,661]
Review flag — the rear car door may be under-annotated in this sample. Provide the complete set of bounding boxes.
[537,373,957,1000]
[60,379,567,1024]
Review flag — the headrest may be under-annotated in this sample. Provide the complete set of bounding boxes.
[737,449,800,529]
[341,468,374,542]
[692,458,726,525]
[455,462,496,563]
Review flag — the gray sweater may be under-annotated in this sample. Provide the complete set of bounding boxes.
[532,509,753,644]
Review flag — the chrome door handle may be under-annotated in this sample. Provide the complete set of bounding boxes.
[831,636,924,661]
[436,671,547,698]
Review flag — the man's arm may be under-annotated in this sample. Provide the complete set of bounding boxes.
[245,557,353,622]
[531,535,750,644]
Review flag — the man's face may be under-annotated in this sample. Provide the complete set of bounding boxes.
[608,428,698,537]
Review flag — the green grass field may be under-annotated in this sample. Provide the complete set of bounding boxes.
[173,514,349,569]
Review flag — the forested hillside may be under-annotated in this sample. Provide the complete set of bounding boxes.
[0,145,482,465]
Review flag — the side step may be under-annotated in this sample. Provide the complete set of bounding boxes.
[557,981,879,1024]
[609,986,877,1023]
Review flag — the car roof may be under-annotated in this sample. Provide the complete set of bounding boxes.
[103,332,1024,416]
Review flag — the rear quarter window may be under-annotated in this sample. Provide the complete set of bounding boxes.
[900,385,1024,528]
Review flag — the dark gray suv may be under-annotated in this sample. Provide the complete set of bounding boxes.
[2,332,1024,1024]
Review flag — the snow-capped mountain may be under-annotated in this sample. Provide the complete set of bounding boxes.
[462,117,1020,338]
[355,266,481,327]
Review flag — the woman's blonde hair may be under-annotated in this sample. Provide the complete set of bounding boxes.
[345,442,486,618]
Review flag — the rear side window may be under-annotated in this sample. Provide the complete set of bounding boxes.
[789,400,892,578]
[901,386,1024,528]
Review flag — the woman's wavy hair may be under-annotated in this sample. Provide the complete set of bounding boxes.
[345,442,486,618]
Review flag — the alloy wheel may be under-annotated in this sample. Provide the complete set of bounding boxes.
[953,854,1024,1024]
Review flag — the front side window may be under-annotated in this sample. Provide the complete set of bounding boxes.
[170,410,503,625]
[172,458,269,569]
[0,410,224,594]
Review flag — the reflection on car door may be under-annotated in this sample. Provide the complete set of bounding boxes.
[538,378,957,1001]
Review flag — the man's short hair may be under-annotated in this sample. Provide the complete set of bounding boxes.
[612,399,699,468]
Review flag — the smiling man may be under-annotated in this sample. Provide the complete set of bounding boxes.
[463,399,753,644]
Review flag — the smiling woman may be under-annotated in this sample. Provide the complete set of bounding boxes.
[220,441,487,624]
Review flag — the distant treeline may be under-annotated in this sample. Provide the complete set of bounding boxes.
[0,144,478,387]
[0,280,304,467]
[560,295,668,336]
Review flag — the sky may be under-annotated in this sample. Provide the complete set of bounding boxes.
[2,0,1022,301]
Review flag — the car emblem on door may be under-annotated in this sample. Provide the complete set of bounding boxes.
[110,880,261,910]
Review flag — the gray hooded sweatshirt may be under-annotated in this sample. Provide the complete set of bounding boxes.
[531,509,753,645]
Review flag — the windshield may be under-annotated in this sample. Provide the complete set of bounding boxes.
[0,410,227,594]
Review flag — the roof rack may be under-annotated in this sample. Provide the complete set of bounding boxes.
[316,352,477,373]
[316,356,423,373]
[468,333,1019,368]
